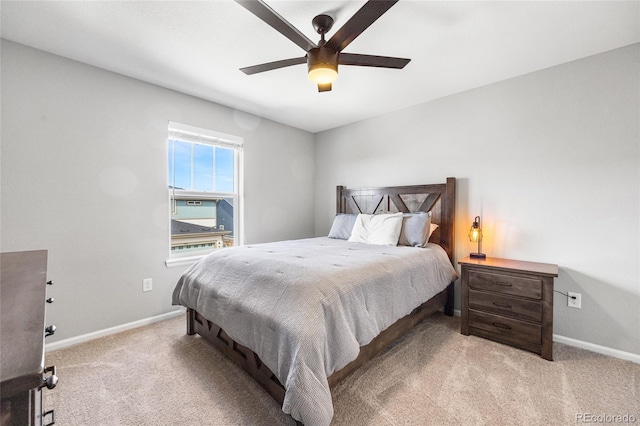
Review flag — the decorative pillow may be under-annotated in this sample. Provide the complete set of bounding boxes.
[428,223,439,240]
[348,213,404,246]
[398,212,432,247]
[327,214,357,240]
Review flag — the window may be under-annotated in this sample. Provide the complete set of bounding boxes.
[168,122,243,258]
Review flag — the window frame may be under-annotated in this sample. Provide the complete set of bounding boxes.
[165,122,243,266]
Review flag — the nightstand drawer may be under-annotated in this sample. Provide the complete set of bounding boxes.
[469,289,542,323]
[469,310,541,345]
[468,270,542,299]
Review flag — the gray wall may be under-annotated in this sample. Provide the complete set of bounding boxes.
[314,44,640,355]
[2,38,639,357]
[0,40,316,342]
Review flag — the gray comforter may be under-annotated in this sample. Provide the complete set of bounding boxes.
[172,237,457,426]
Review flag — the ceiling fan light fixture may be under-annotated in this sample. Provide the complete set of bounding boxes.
[236,0,410,91]
[307,47,338,84]
[308,64,338,84]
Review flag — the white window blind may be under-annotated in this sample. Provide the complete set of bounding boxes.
[168,121,243,151]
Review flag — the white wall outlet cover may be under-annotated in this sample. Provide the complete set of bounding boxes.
[142,278,153,292]
[567,291,581,309]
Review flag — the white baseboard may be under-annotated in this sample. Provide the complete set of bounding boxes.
[47,307,640,364]
[553,334,640,364]
[45,308,185,352]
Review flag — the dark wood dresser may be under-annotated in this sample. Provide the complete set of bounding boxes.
[1,250,57,425]
[459,256,558,360]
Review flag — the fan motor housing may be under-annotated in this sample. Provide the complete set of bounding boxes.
[307,46,339,81]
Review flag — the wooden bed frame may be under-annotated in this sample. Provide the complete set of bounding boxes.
[186,178,456,413]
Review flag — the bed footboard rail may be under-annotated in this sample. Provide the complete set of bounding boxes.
[188,308,286,406]
[327,284,449,386]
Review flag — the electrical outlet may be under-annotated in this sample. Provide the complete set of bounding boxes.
[142,278,153,292]
[567,292,581,309]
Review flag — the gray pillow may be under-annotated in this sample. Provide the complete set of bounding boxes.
[398,212,431,247]
[328,214,357,240]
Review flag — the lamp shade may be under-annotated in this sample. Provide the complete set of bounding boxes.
[468,217,483,242]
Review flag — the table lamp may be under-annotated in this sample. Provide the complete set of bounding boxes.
[468,216,486,259]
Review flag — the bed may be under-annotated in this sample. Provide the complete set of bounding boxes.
[172,178,457,425]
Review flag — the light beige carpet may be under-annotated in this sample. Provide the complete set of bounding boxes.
[44,313,639,425]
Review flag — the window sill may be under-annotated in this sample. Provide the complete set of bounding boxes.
[165,254,207,268]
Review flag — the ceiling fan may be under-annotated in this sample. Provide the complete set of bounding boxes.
[235,0,411,92]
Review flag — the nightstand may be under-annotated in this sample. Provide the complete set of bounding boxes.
[459,256,558,360]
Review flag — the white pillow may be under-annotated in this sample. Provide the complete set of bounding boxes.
[348,213,404,246]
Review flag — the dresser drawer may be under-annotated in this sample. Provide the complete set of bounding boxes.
[468,270,542,299]
[469,310,541,345]
[469,289,542,323]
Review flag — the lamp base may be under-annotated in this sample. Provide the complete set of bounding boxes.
[470,252,486,259]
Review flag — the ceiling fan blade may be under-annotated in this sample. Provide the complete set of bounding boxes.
[326,0,398,52]
[240,57,307,75]
[235,0,316,52]
[339,53,410,69]
[318,83,332,92]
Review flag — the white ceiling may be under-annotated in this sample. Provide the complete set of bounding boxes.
[1,1,638,133]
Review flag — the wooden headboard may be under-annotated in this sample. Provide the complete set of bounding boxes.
[336,177,456,262]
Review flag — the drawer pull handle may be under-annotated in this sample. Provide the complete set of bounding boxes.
[41,365,58,390]
[492,322,511,330]
[492,302,512,309]
[43,409,55,426]
[492,281,512,287]
[45,325,57,337]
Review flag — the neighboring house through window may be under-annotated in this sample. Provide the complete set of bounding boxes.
[168,122,243,257]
